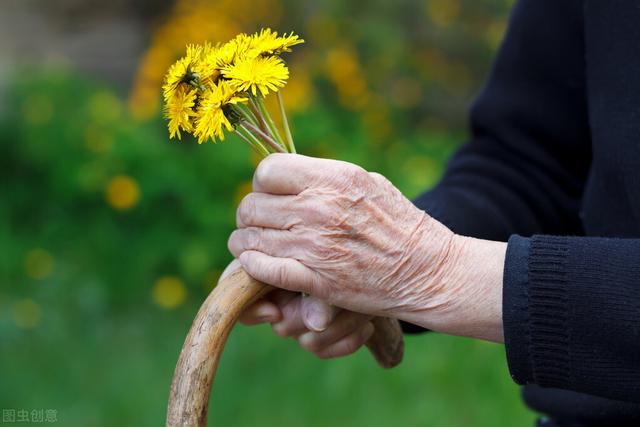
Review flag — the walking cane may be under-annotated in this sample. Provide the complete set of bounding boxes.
[166,267,405,426]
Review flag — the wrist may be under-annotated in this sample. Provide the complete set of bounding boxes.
[447,235,506,343]
[398,231,507,343]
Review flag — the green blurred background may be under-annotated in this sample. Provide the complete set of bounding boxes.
[0,0,536,425]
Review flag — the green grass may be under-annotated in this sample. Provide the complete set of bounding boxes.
[0,305,534,426]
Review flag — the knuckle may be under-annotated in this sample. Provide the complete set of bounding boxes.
[348,165,369,184]
[237,193,257,226]
[239,228,259,251]
[300,335,322,353]
[227,230,241,254]
[368,171,388,186]
[272,322,291,338]
[272,261,290,286]
[340,336,361,356]
[253,156,276,189]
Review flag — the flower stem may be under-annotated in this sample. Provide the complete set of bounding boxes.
[248,98,271,135]
[234,127,269,158]
[234,103,259,128]
[277,91,296,153]
[241,121,286,153]
[255,95,287,151]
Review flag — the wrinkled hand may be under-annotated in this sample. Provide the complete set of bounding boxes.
[229,154,506,342]
[228,154,455,319]
[222,260,374,359]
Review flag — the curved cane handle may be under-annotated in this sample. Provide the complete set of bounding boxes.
[166,268,404,427]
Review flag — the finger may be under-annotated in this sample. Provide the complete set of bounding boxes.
[298,310,372,352]
[301,294,338,332]
[253,153,338,195]
[239,299,282,325]
[236,192,302,229]
[270,295,309,338]
[267,289,300,308]
[313,322,375,360]
[228,227,303,260]
[238,250,323,297]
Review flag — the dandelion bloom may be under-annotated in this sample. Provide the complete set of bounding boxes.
[223,56,290,97]
[249,28,304,56]
[164,86,197,140]
[194,81,247,143]
[162,29,302,147]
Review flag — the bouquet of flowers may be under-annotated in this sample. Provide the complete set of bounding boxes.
[162,28,303,156]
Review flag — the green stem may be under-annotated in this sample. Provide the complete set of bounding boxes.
[248,98,270,135]
[254,95,287,151]
[277,91,296,153]
[234,103,259,128]
[234,127,269,157]
[241,122,286,153]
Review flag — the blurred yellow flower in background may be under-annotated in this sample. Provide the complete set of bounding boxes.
[324,46,370,110]
[12,298,42,330]
[88,92,123,126]
[23,248,54,280]
[105,175,140,211]
[152,276,187,309]
[426,0,461,27]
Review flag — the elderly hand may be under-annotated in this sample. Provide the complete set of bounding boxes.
[229,154,506,343]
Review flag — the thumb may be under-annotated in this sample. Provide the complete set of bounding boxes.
[301,294,338,332]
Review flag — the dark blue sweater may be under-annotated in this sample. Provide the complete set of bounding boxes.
[407,0,640,424]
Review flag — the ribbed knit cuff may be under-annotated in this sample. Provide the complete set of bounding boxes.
[503,235,533,384]
[503,235,571,389]
[527,235,570,387]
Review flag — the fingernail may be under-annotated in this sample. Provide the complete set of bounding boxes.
[255,305,279,323]
[299,331,316,347]
[238,252,249,264]
[307,311,330,332]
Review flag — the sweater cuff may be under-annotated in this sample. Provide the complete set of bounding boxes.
[503,235,571,389]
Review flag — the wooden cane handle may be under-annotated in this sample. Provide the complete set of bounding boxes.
[166,268,404,426]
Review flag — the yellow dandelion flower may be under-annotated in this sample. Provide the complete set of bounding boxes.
[162,57,191,101]
[215,33,254,67]
[194,81,247,143]
[164,86,197,140]
[249,28,305,56]
[163,45,209,101]
[185,43,203,63]
[223,55,289,97]
[191,42,223,86]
